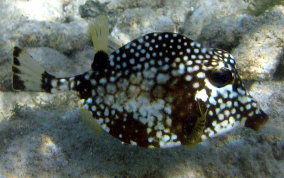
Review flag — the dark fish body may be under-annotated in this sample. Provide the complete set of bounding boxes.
[12,20,268,148]
[79,32,268,148]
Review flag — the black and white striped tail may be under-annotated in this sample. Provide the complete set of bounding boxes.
[12,47,77,93]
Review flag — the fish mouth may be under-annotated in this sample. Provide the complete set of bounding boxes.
[244,110,269,131]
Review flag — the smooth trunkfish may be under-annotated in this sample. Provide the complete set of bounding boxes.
[12,15,268,148]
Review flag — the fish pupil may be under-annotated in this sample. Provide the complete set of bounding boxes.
[208,68,232,87]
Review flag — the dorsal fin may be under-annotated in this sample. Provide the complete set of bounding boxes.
[88,15,109,54]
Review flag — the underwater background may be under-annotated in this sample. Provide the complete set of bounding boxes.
[0,0,283,177]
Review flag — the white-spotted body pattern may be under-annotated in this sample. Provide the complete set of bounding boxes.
[74,32,268,148]
[12,27,268,148]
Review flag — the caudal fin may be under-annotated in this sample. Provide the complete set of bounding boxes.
[12,47,76,93]
[12,47,49,92]
[88,15,109,53]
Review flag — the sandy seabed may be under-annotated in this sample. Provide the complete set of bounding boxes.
[0,0,283,177]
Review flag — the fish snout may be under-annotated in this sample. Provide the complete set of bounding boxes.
[244,110,269,131]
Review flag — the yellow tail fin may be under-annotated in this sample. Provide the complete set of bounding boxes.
[12,47,45,91]
[88,15,109,53]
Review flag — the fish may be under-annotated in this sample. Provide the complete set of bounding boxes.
[12,15,269,148]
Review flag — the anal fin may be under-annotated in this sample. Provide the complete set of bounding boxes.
[80,108,103,135]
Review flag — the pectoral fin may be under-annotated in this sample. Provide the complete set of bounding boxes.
[184,102,208,148]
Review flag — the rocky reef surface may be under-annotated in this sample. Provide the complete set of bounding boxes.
[0,0,283,177]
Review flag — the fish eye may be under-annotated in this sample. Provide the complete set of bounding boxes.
[207,68,233,87]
